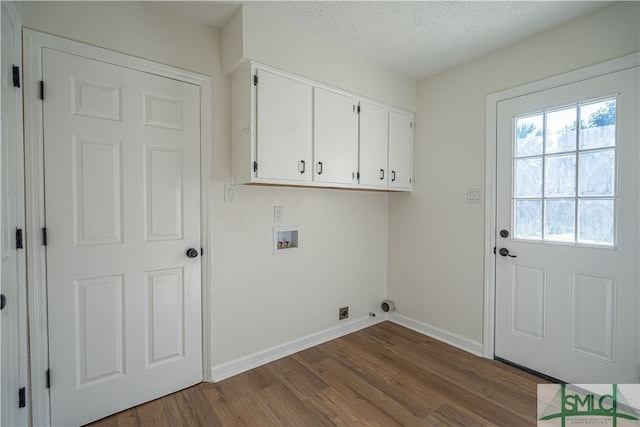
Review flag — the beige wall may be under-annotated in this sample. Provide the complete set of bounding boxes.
[20,1,414,369]
[387,1,640,347]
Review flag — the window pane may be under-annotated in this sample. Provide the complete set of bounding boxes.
[579,149,615,197]
[545,154,576,197]
[546,107,577,154]
[578,199,614,245]
[515,158,542,197]
[544,199,575,242]
[515,200,542,240]
[516,115,543,157]
[580,100,616,150]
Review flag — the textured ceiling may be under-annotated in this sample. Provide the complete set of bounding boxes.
[157,1,610,80]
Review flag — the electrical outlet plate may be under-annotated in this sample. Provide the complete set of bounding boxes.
[339,306,349,320]
[274,205,283,222]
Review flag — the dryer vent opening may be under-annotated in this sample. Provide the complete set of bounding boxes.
[381,300,395,313]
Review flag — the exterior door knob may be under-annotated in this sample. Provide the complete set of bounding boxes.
[186,248,199,258]
[499,248,517,258]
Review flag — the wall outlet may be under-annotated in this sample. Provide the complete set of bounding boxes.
[274,205,283,222]
[339,306,349,320]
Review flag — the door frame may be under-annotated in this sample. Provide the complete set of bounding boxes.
[483,53,640,360]
[23,29,213,426]
[1,2,29,424]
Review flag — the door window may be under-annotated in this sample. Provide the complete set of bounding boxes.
[513,98,617,246]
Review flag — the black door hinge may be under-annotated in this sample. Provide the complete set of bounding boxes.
[15,228,23,249]
[42,228,47,246]
[39,81,44,100]
[18,387,26,408]
[253,75,258,86]
[12,66,20,88]
[253,161,258,172]
[46,369,51,389]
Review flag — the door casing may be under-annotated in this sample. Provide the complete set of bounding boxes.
[483,53,640,362]
[23,29,213,426]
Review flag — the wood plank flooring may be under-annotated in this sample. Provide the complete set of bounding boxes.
[87,322,546,426]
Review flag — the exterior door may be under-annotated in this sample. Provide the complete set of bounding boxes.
[495,67,639,383]
[1,4,28,426]
[43,48,202,426]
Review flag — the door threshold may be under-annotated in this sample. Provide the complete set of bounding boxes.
[494,356,564,384]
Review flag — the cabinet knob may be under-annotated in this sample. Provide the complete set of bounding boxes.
[317,162,323,175]
[380,169,385,180]
[391,170,396,182]
[299,160,306,174]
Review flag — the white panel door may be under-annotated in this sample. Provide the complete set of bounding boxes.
[43,48,202,426]
[388,110,413,190]
[255,69,311,182]
[1,5,28,426]
[495,67,639,383]
[313,87,359,185]
[358,101,388,188]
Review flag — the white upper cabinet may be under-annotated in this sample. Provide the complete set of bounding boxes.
[233,66,312,185]
[358,101,389,188]
[232,63,414,191]
[388,110,414,190]
[255,69,312,182]
[312,87,359,185]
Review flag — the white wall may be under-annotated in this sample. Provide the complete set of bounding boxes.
[20,2,415,370]
[387,1,640,349]
[223,6,417,112]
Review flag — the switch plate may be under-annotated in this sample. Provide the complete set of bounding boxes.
[224,184,235,202]
[274,205,284,222]
[467,188,482,204]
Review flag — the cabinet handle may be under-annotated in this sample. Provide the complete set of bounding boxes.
[391,170,396,182]
[380,169,385,180]
[299,160,306,174]
[317,162,323,175]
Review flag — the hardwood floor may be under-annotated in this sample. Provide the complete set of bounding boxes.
[87,322,546,426]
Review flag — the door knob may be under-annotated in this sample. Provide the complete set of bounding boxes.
[186,248,199,258]
[499,248,517,258]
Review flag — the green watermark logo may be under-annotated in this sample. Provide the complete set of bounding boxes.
[538,384,640,426]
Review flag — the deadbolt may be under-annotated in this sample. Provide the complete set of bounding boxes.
[500,229,509,238]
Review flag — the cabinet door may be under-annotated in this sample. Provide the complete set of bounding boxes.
[388,110,414,190]
[358,101,388,187]
[256,69,311,182]
[313,87,358,185]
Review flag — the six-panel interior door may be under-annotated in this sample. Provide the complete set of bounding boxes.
[43,48,202,426]
[495,67,639,383]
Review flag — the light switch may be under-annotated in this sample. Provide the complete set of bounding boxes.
[467,188,482,204]
[224,184,235,202]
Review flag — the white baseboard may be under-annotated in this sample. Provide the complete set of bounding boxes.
[388,312,484,357]
[211,314,385,382]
